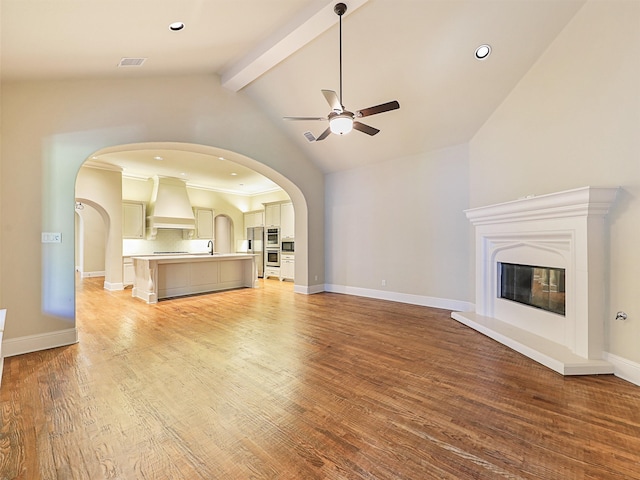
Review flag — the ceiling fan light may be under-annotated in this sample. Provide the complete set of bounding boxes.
[329,114,353,135]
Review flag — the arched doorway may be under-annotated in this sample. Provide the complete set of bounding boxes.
[214,215,233,254]
[75,141,311,294]
[74,201,107,278]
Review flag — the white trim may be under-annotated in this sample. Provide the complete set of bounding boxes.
[465,186,619,225]
[604,352,640,387]
[325,284,474,312]
[81,271,105,278]
[294,283,325,295]
[0,310,5,387]
[104,281,125,291]
[2,328,78,358]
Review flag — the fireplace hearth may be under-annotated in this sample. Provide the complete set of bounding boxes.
[452,187,618,375]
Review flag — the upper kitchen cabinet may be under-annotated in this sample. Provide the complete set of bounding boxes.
[122,201,146,239]
[280,203,294,239]
[192,208,214,239]
[244,210,264,229]
[265,203,281,227]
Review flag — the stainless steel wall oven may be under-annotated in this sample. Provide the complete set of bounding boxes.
[266,249,280,267]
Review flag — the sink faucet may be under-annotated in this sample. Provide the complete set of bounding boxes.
[207,240,214,255]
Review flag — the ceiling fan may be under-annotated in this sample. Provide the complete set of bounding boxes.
[284,2,400,141]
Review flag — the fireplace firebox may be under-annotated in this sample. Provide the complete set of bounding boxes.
[498,262,565,315]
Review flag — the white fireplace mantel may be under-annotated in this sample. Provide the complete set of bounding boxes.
[452,186,619,375]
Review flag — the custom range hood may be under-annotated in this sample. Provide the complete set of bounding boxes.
[146,176,195,239]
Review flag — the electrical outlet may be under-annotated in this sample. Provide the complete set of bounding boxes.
[314,275,318,281]
[381,279,386,287]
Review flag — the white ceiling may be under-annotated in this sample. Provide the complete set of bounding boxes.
[1,0,585,188]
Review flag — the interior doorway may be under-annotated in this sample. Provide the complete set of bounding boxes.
[215,215,233,254]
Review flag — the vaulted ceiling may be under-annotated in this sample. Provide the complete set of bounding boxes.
[1,0,585,187]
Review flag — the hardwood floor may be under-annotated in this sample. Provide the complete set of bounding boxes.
[1,277,640,479]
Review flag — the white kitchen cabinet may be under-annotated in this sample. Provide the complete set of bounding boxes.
[244,210,264,229]
[122,201,146,239]
[193,208,214,239]
[280,202,294,239]
[280,254,294,281]
[264,266,280,280]
[265,203,281,227]
[123,257,134,286]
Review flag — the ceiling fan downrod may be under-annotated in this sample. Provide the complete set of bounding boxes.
[282,1,400,140]
[335,3,347,109]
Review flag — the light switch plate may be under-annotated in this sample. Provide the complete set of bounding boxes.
[42,232,62,243]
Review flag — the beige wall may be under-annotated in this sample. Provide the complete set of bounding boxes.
[469,1,640,363]
[325,144,471,307]
[75,167,123,287]
[0,74,323,344]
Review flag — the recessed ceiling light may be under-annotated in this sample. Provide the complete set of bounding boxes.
[218,157,226,161]
[169,22,185,31]
[230,172,238,176]
[153,156,163,161]
[475,44,491,60]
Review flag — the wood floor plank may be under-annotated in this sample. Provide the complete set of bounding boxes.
[1,277,640,479]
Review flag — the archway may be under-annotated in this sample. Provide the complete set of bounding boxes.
[214,215,233,254]
[75,141,311,293]
[74,201,108,278]
[3,74,324,360]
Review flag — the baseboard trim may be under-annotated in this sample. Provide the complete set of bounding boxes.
[81,271,105,278]
[294,283,325,295]
[104,281,124,291]
[324,284,474,312]
[604,352,640,387]
[2,328,78,358]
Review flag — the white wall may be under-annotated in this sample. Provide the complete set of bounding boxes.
[469,1,640,367]
[0,74,323,349]
[325,144,472,310]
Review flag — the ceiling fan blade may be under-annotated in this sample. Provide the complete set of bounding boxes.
[316,127,332,141]
[283,116,326,121]
[355,100,400,118]
[321,90,342,112]
[353,121,380,136]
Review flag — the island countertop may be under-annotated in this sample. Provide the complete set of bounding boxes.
[131,253,258,304]
[130,253,256,262]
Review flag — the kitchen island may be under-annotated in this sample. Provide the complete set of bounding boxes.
[131,253,257,304]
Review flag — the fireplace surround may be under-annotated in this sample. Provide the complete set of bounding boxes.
[452,186,618,375]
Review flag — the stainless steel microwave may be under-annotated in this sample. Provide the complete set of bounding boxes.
[281,240,294,253]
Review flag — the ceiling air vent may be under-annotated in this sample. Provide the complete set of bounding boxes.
[303,131,316,143]
[118,57,147,67]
